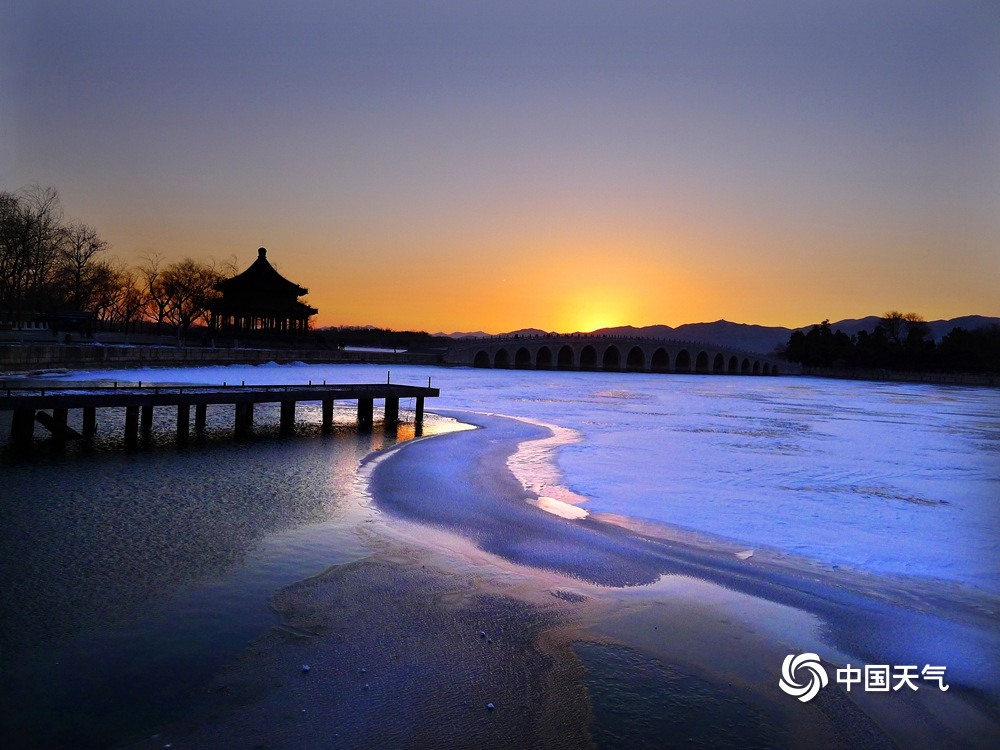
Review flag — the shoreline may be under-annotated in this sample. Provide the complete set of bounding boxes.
[126,409,999,748]
[4,349,998,390]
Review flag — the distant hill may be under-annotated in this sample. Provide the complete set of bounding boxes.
[441,316,1000,355]
[435,330,492,339]
[923,316,1000,340]
[591,320,789,354]
[439,327,550,339]
[592,316,1000,354]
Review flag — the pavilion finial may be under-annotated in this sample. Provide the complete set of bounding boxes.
[258,247,267,258]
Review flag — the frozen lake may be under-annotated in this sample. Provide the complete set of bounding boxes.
[4,361,999,748]
[23,362,1000,595]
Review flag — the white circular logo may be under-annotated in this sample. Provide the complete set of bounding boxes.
[779,653,829,702]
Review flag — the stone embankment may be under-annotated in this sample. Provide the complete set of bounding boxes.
[0,344,442,373]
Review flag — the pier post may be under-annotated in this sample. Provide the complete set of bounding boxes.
[357,398,374,430]
[280,400,296,435]
[195,404,207,434]
[125,406,139,447]
[322,399,334,433]
[384,397,399,425]
[415,396,425,426]
[10,408,35,446]
[141,405,154,436]
[235,402,255,436]
[177,404,190,443]
[82,407,96,439]
[52,408,69,446]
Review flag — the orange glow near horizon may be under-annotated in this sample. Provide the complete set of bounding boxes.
[110,216,998,336]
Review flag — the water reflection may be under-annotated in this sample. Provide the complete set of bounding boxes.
[0,412,458,749]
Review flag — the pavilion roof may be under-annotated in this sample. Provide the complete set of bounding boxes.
[214,247,308,297]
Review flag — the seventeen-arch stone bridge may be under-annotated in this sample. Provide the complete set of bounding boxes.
[446,334,796,375]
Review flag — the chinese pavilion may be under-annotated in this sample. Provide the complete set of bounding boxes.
[210,247,317,335]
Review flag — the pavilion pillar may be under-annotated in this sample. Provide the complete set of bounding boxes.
[195,403,207,434]
[322,399,334,433]
[280,400,296,435]
[177,403,190,443]
[141,405,154,435]
[357,398,374,430]
[82,407,97,438]
[384,397,399,425]
[125,406,139,447]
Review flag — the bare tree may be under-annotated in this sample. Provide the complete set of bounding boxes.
[137,252,171,332]
[56,222,109,311]
[0,185,65,325]
[110,264,147,329]
[87,258,139,328]
[882,310,929,347]
[218,253,240,278]
[159,258,223,332]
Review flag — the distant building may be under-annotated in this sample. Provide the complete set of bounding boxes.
[210,247,317,335]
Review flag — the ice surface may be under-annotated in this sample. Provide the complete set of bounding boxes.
[35,362,1000,594]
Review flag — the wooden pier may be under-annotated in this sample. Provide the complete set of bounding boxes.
[1,381,439,448]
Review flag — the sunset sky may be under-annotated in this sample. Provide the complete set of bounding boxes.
[3,1,998,333]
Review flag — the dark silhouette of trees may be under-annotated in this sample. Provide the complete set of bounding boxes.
[91,259,145,328]
[56,222,110,312]
[158,258,224,332]
[785,312,1000,374]
[1,184,233,335]
[936,326,1000,373]
[136,252,172,332]
[785,320,854,368]
[1,185,67,325]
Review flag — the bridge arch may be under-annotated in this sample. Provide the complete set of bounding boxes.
[626,346,645,371]
[695,351,710,373]
[536,346,552,369]
[675,349,691,372]
[514,347,532,369]
[448,336,794,376]
[557,345,574,369]
[651,348,669,372]
[602,345,621,370]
